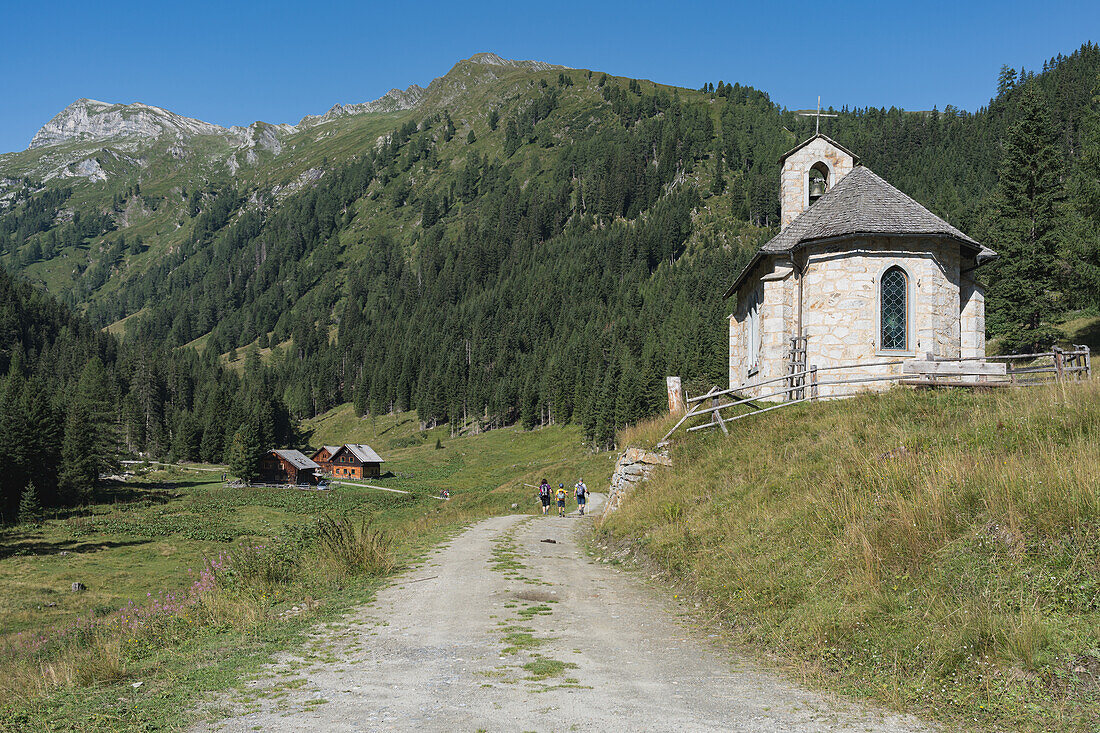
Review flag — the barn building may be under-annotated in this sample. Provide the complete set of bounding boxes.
[726,134,998,399]
[258,449,320,485]
[325,444,385,479]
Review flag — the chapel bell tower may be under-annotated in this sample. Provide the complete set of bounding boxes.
[778,134,858,230]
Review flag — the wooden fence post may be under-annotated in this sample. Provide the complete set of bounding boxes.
[1053,346,1065,382]
[666,376,686,414]
[711,387,729,435]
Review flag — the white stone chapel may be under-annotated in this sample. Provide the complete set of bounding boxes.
[726,134,998,398]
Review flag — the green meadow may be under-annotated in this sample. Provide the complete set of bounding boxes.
[0,409,612,731]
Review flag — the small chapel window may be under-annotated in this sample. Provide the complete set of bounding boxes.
[880,267,909,351]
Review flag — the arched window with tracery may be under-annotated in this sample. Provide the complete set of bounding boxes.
[880,266,909,351]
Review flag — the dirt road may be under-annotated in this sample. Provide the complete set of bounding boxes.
[202,495,931,732]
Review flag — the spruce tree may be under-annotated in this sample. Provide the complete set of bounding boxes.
[996,65,1017,98]
[19,483,41,523]
[227,423,263,484]
[59,358,119,503]
[1066,86,1100,310]
[985,85,1064,352]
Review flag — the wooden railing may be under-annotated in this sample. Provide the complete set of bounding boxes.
[660,345,1091,443]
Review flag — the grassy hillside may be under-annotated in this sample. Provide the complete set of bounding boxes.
[599,381,1100,732]
[302,404,614,497]
[3,48,1099,451]
[0,414,613,729]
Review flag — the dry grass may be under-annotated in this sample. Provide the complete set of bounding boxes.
[316,515,395,578]
[616,412,682,450]
[3,633,128,701]
[601,379,1100,731]
[0,514,399,716]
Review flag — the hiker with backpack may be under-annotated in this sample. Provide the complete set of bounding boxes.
[556,484,567,517]
[574,479,588,515]
[538,479,552,515]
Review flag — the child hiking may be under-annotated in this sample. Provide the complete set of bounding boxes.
[556,484,567,517]
[538,479,552,515]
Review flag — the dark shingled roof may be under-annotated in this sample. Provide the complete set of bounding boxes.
[725,166,996,297]
[273,449,320,470]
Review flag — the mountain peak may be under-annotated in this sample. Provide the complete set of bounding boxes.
[464,52,567,72]
[29,98,230,149]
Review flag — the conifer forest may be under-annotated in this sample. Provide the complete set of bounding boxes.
[2,43,1100,520]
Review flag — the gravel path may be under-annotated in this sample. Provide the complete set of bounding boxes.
[200,495,932,732]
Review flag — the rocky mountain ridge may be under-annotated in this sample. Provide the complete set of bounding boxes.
[20,52,561,154]
[28,98,231,149]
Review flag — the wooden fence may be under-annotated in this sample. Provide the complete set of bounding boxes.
[661,345,1091,443]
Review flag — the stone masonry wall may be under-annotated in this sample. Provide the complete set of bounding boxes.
[960,273,987,359]
[730,237,976,399]
[728,259,796,397]
[601,448,672,517]
[781,137,856,229]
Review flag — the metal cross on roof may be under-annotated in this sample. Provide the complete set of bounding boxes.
[799,96,838,134]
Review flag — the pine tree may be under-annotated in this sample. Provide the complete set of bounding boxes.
[1065,86,1100,309]
[19,482,41,523]
[227,422,263,484]
[712,155,726,195]
[504,119,520,157]
[996,65,1017,98]
[0,370,31,519]
[985,86,1065,352]
[59,358,119,503]
[593,362,619,450]
[21,375,62,506]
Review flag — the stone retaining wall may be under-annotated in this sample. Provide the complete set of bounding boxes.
[601,447,672,517]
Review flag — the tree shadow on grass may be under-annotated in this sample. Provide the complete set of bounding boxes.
[0,534,151,561]
[1061,318,1100,352]
[8,477,216,526]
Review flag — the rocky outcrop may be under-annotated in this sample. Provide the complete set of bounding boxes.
[229,121,295,154]
[602,447,672,517]
[30,99,236,149]
[466,52,568,72]
[297,86,427,128]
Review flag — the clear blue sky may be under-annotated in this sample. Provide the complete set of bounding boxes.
[2,0,1097,153]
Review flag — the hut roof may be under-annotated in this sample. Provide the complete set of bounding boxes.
[340,444,385,464]
[273,449,320,470]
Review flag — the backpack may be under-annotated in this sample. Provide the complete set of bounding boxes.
[539,484,551,497]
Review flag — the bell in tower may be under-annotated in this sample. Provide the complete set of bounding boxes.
[778,134,858,229]
[808,168,827,204]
